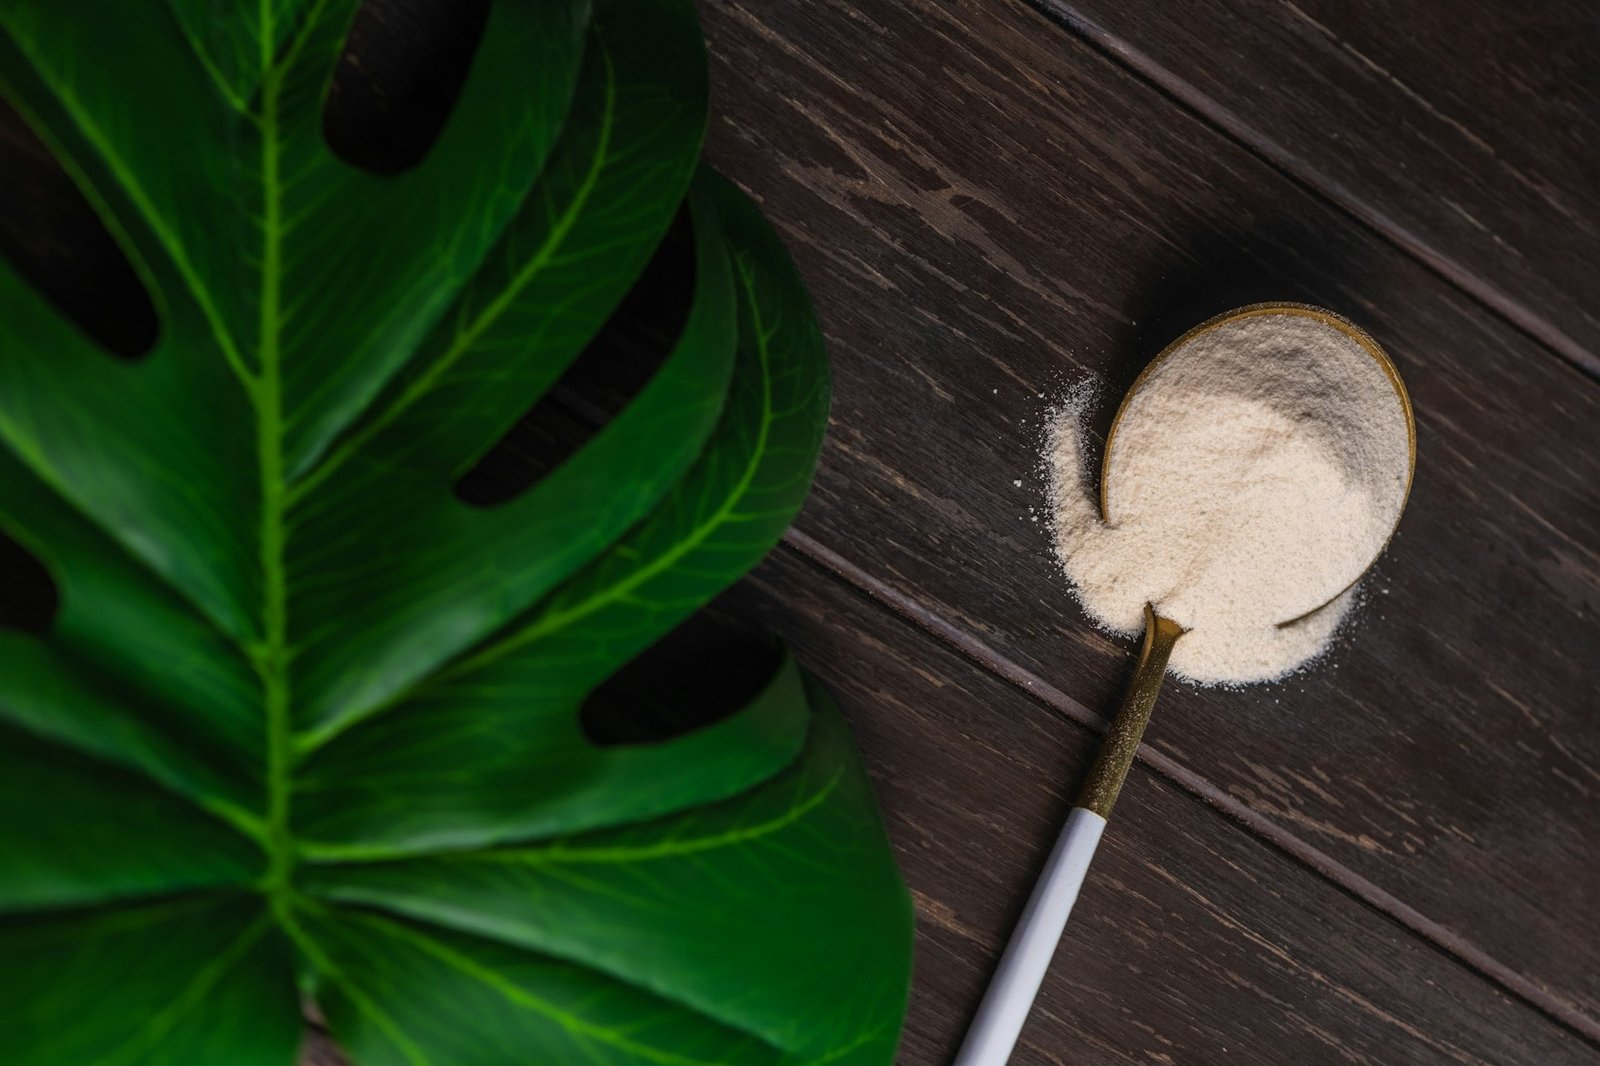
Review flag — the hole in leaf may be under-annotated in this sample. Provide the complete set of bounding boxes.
[582,600,783,747]
[548,212,696,423]
[453,213,695,507]
[451,401,597,507]
[0,98,158,360]
[0,526,58,633]
[323,0,490,175]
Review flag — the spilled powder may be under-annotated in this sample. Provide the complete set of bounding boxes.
[1046,313,1410,685]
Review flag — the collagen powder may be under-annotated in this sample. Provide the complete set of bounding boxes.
[1047,310,1412,685]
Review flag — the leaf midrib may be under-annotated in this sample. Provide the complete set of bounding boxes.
[253,0,294,913]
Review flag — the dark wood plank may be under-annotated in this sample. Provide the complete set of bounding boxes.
[298,1030,345,1066]
[727,547,1598,1065]
[1030,0,1600,376]
[699,0,1600,1032]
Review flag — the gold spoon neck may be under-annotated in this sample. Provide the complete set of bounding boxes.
[1076,606,1185,818]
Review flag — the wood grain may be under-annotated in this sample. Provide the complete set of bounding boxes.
[1027,0,1600,377]
[297,1029,346,1066]
[699,0,1600,1033]
[723,547,1599,1065]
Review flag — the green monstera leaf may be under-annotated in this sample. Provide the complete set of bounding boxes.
[0,0,912,1062]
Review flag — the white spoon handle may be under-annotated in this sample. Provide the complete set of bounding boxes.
[952,807,1106,1066]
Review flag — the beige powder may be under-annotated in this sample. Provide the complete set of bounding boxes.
[1047,312,1411,685]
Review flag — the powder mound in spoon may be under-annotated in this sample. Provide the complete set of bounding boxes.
[1047,311,1411,685]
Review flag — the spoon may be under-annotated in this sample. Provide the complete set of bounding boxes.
[954,303,1416,1066]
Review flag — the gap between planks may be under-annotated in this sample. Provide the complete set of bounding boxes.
[1018,0,1600,385]
[779,528,1600,1049]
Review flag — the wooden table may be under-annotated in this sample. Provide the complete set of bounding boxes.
[9,1,1599,1063]
[694,2,1600,1061]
